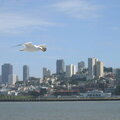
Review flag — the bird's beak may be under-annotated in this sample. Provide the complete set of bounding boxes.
[42,47,47,52]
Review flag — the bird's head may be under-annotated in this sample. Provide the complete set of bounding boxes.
[39,45,47,52]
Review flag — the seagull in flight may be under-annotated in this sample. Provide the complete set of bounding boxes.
[15,42,47,52]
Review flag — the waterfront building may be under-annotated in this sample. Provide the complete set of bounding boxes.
[80,90,111,98]
[78,61,85,73]
[56,59,65,74]
[1,63,13,84]
[43,67,51,78]
[23,65,29,81]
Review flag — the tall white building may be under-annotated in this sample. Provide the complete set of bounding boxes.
[96,61,104,78]
[8,74,18,85]
[72,64,76,75]
[78,61,85,73]
[66,64,76,77]
[43,67,51,78]
[88,58,97,80]
[88,58,104,80]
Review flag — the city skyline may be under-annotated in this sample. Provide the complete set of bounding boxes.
[0,57,115,79]
[0,57,110,81]
[0,0,120,78]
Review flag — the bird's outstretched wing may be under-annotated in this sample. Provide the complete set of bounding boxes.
[12,43,23,47]
[24,42,35,48]
[13,42,34,48]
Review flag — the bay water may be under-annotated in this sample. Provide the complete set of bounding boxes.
[0,101,120,120]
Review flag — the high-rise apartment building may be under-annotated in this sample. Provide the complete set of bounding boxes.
[23,65,29,81]
[66,64,76,77]
[43,67,51,78]
[88,58,104,80]
[56,59,65,74]
[96,61,104,78]
[8,74,18,85]
[78,61,85,73]
[1,63,13,84]
[88,58,97,79]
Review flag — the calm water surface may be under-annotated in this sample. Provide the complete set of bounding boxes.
[0,101,120,120]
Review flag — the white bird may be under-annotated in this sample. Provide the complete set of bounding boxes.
[16,42,47,52]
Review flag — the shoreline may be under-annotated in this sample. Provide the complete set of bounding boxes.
[0,97,120,102]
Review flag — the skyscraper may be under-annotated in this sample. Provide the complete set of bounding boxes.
[96,61,104,78]
[88,58,104,80]
[23,65,29,81]
[56,59,65,74]
[43,67,51,78]
[8,74,18,85]
[78,61,85,73]
[88,58,97,80]
[1,63,13,84]
[66,64,76,77]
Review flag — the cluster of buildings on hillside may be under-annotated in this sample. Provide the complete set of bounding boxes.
[0,57,120,97]
[43,58,105,82]
[0,57,104,85]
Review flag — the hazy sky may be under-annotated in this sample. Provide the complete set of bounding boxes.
[0,0,120,79]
